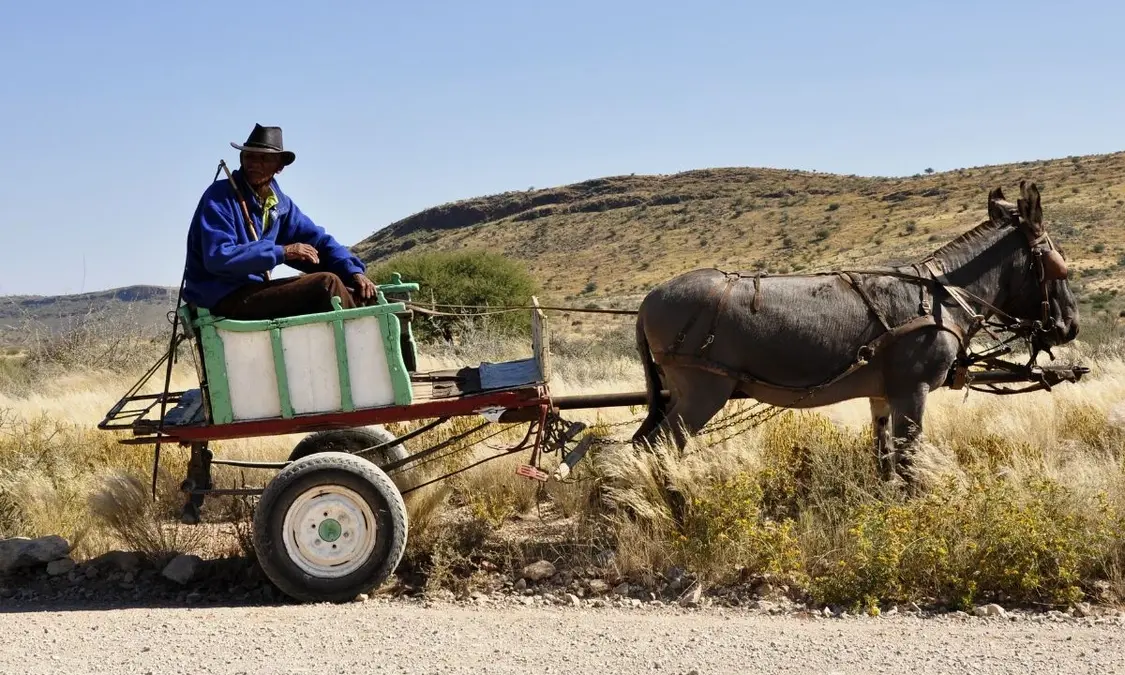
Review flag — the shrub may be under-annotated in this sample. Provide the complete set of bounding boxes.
[365,249,539,342]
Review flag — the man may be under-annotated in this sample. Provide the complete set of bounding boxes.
[182,123,377,319]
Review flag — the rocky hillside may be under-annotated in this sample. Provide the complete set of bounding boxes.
[0,285,176,349]
[354,151,1125,316]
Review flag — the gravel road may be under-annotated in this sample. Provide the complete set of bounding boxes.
[3,600,1122,674]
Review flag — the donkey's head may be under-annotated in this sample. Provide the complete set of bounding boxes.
[985,181,1079,348]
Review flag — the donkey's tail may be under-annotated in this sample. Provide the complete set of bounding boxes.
[632,312,666,444]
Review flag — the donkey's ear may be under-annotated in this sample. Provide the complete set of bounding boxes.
[987,187,1012,223]
[1018,181,1045,235]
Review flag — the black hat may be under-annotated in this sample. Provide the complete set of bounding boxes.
[230,124,296,166]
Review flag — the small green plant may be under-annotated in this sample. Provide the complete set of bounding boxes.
[366,249,539,341]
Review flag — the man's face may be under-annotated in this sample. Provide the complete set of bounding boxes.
[240,151,284,188]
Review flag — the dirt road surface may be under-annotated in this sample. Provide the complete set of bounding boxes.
[2,601,1122,674]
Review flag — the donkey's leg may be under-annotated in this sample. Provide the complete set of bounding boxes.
[645,368,738,527]
[888,388,928,486]
[869,397,893,481]
[658,368,739,452]
[631,389,669,448]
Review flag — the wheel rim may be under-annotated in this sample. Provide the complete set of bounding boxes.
[281,485,378,579]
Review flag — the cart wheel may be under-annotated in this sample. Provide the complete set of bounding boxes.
[253,452,408,604]
[288,426,408,468]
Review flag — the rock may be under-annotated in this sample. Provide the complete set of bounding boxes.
[587,579,610,595]
[46,558,75,577]
[514,578,528,591]
[974,604,1007,618]
[566,593,581,608]
[0,536,70,574]
[354,594,370,603]
[613,582,630,597]
[89,551,142,574]
[162,554,203,585]
[522,560,556,582]
[679,583,702,608]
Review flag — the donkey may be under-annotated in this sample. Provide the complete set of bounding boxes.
[631,182,1079,481]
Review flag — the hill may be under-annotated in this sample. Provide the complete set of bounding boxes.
[0,285,177,350]
[354,151,1125,318]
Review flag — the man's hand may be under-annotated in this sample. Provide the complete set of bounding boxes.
[353,273,377,301]
[284,243,320,265]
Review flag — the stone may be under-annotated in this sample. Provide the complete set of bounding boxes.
[587,579,610,595]
[566,593,581,608]
[521,560,556,582]
[613,582,630,597]
[46,558,75,577]
[162,554,203,585]
[974,604,1007,618]
[88,551,142,573]
[0,536,70,574]
[679,583,702,608]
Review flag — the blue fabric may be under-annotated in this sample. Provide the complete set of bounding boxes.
[479,358,542,390]
[182,169,366,309]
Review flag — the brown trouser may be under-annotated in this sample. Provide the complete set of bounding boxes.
[211,272,365,320]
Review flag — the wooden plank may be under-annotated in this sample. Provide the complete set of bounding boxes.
[531,296,551,383]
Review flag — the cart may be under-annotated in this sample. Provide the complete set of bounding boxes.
[98,272,1090,604]
[98,274,596,603]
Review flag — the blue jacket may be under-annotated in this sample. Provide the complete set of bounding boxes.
[182,169,366,309]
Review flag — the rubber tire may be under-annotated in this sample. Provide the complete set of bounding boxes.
[252,452,408,604]
[288,426,408,467]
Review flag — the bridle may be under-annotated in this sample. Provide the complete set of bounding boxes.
[1026,230,1068,329]
[906,201,1070,365]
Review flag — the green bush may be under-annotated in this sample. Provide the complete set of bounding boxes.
[365,249,539,342]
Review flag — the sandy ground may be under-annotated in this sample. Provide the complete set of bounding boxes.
[2,601,1122,675]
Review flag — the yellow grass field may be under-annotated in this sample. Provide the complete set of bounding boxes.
[2,319,1124,612]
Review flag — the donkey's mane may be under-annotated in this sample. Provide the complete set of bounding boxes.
[923,217,1009,265]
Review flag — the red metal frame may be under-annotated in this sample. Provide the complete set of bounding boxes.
[128,384,552,444]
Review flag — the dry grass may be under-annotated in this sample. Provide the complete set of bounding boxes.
[1,318,1124,611]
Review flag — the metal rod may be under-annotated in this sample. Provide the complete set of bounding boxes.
[549,365,1088,411]
[356,416,449,458]
[186,488,264,497]
[381,421,491,474]
[400,444,529,496]
[210,458,290,469]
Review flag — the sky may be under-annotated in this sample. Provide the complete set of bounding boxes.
[2,0,1124,296]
